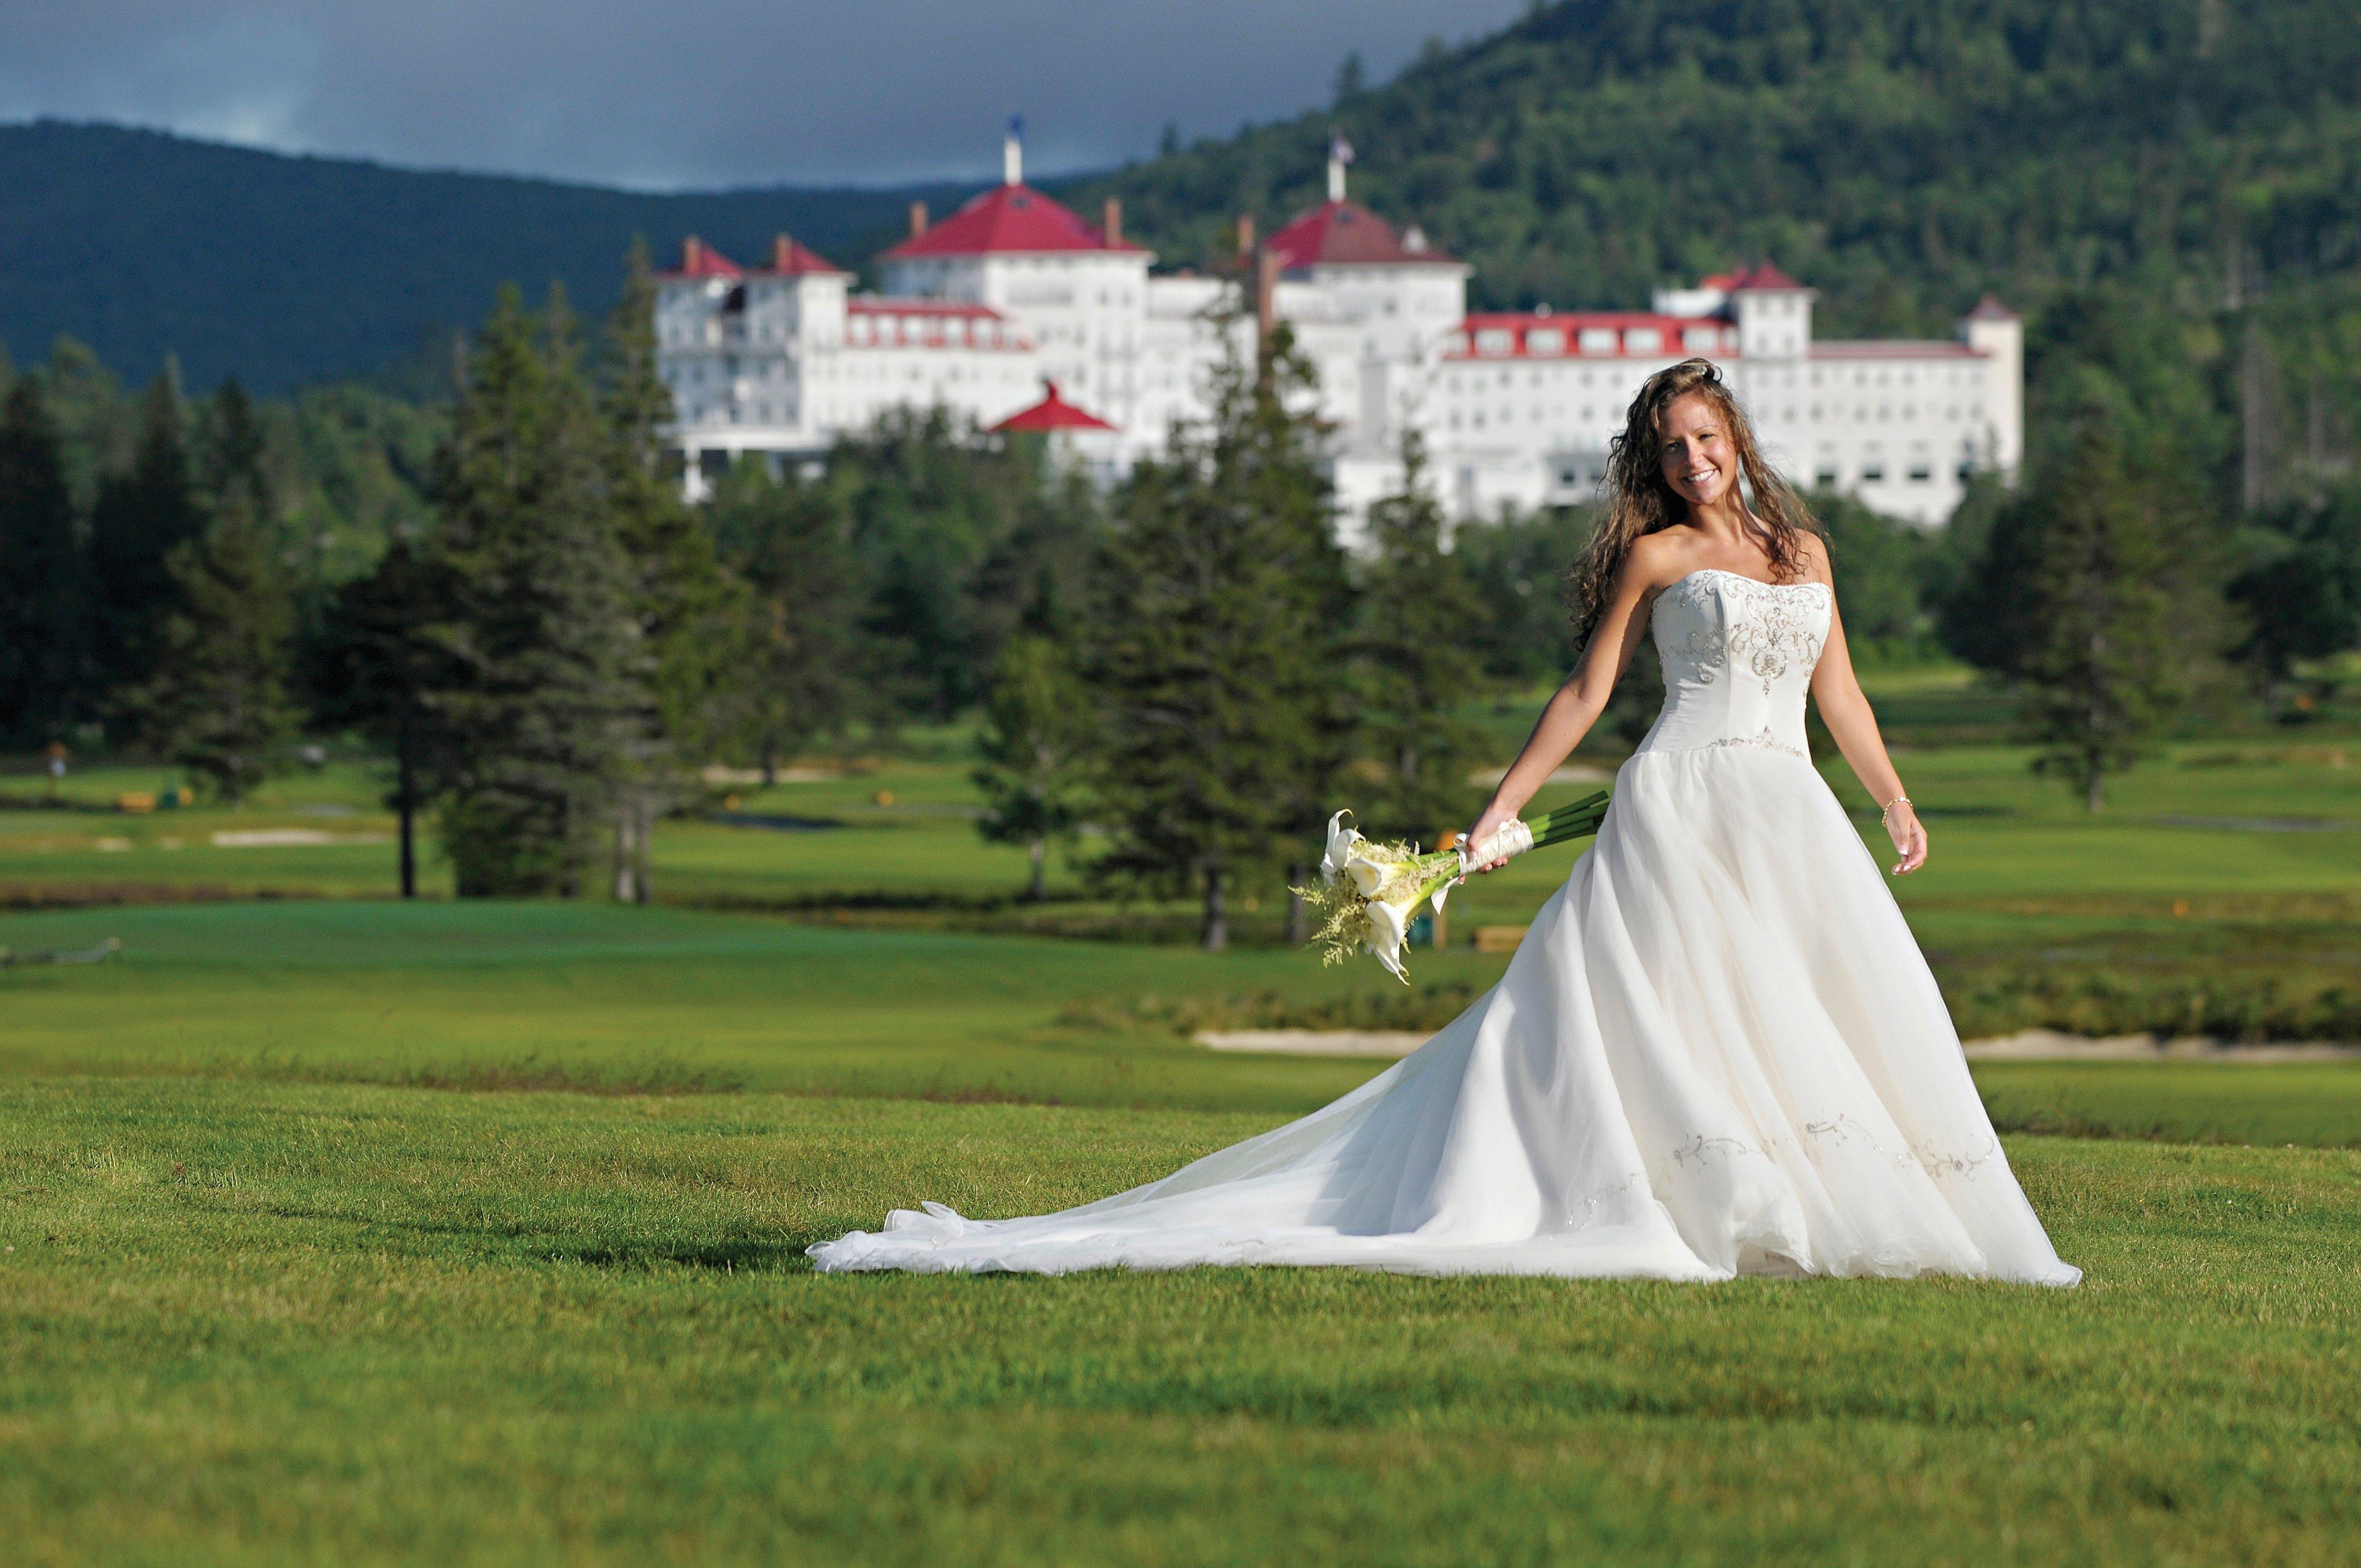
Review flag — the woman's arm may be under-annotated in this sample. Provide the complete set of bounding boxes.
[1461,551,1663,868]
[1807,580,1927,875]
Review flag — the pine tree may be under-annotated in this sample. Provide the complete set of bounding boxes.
[311,537,452,896]
[126,482,302,803]
[0,380,89,742]
[973,634,1098,901]
[2012,411,2227,812]
[1352,431,1488,843]
[600,243,740,901]
[425,286,638,897]
[1091,320,1352,950]
[90,371,202,704]
[710,465,863,783]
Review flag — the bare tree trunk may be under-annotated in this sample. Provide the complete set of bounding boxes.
[395,711,417,900]
[633,799,655,905]
[760,737,779,789]
[612,810,638,902]
[1201,863,1228,952]
[1026,839,1047,902]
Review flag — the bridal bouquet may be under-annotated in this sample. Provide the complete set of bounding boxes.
[1296,790,1610,981]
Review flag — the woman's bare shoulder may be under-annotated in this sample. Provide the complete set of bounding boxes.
[1793,530,1835,585]
[1625,530,1696,590]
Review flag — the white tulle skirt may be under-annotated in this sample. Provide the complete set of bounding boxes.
[809,746,2082,1287]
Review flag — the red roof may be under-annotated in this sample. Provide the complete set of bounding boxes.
[992,382,1118,433]
[847,298,1008,319]
[763,234,845,277]
[660,236,743,279]
[1264,200,1456,270]
[1447,312,1735,360]
[882,183,1145,259]
[1727,262,1807,292]
[1964,293,2020,322]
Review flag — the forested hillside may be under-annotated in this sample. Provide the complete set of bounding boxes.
[0,121,960,393]
[1083,0,2358,334]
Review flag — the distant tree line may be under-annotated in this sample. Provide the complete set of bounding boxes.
[6,259,2360,917]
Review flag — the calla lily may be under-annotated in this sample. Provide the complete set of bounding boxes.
[1321,811,1361,878]
[1429,879,1451,914]
[1346,854,1390,899]
[1363,897,1411,982]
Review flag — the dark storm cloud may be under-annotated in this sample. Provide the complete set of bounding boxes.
[0,1,1531,188]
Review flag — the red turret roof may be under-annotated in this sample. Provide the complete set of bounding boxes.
[1264,200,1456,270]
[1964,293,2020,322]
[660,236,743,279]
[992,382,1118,433]
[1727,262,1807,292]
[882,183,1145,259]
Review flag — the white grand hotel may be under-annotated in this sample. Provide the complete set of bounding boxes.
[658,133,2022,530]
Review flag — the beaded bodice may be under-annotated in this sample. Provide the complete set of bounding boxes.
[1637,569,1831,761]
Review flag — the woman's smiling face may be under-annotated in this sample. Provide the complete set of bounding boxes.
[1657,391,1736,510]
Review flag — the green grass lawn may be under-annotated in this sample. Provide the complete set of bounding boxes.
[5,1076,2358,1567]
[6,899,2361,1563]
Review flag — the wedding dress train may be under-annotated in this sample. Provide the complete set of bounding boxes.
[810,569,2081,1286]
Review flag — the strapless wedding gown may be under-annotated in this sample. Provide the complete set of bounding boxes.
[810,569,2081,1286]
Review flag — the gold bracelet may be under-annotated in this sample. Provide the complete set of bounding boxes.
[1880,795,1914,826]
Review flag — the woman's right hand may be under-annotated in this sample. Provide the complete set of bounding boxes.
[1460,803,1518,874]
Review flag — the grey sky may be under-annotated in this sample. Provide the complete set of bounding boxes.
[0,2,1532,189]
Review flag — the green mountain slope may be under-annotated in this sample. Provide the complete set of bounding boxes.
[0,121,961,392]
[1081,0,2361,335]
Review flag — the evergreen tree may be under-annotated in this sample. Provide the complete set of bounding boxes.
[311,537,452,896]
[1352,432,1489,843]
[89,371,202,703]
[125,483,302,803]
[424,286,638,897]
[1091,320,1351,950]
[600,243,740,901]
[709,464,863,783]
[2010,409,2228,812]
[0,380,89,742]
[973,634,1098,902]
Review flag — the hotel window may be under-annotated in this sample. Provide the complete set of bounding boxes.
[1683,327,1717,352]
[1815,464,1840,487]
[1908,464,1933,482]
[1625,328,1663,353]
[1526,328,1565,355]
[1861,461,1886,482]
[1579,327,1618,354]
[1475,328,1514,355]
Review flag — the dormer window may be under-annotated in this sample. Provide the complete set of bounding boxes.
[1625,328,1662,353]
[1579,328,1618,354]
[1526,328,1565,355]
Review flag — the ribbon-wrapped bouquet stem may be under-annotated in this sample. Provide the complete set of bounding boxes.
[1296,789,1611,981]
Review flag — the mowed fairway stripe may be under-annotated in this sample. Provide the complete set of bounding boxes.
[1,1078,2357,1567]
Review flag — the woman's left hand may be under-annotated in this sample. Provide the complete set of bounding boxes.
[1885,802,1927,876]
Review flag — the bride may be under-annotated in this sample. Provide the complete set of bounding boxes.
[811,358,2081,1287]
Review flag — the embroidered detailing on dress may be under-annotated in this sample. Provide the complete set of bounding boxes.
[1916,1137,1999,1180]
[1665,1121,1998,1183]
[1702,726,1809,761]
[1657,570,1830,698]
[1672,1134,1757,1169]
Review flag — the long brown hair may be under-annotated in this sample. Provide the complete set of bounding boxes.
[1566,357,1818,645]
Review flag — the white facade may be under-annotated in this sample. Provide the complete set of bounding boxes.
[658,153,2022,529]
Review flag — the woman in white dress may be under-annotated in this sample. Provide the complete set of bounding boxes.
[811,358,2081,1287]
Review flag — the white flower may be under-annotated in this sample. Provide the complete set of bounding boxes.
[1345,854,1390,899]
[1429,878,1451,914]
[1363,897,1410,982]
[1321,811,1361,878]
